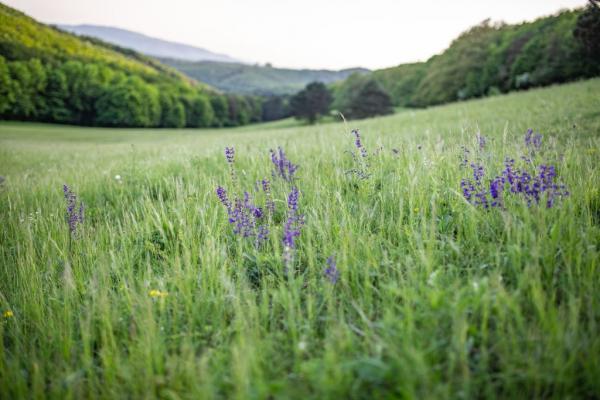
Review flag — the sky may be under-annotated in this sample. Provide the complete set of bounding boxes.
[5,0,589,70]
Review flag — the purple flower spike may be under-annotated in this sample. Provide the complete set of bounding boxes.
[324,256,339,284]
[270,147,298,182]
[460,146,470,167]
[470,162,485,182]
[477,133,486,150]
[352,129,368,158]
[63,184,84,238]
[287,186,299,212]
[525,129,543,151]
[282,187,304,265]
[262,178,275,214]
[216,185,269,247]
[225,147,235,164]
[216,186,230,209]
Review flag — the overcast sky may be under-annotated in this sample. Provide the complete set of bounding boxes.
[5,0,588,70]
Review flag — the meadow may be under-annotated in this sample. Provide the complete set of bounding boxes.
[1,79,599,399]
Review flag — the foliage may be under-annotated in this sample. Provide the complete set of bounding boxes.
[261,95,290,122]
[333,9,600,110]
[0,3,276,128]
[337,79,394,120]
[574,0,600,64]
[290,82,332,124]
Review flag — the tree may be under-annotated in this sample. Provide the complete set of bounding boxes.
[0,56,14,115]
[262,96,288,121]
[226,95,250,126]
[343,79,394,120]
[289,82,332,123]
[210,95,229,127]
[94,76,160,127]
[574,1,600,65]
[159,91,185,128]
[184,94,214,128]
[44,67,71,123]
[7,61,36,119]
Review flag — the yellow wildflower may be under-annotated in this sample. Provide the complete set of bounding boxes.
[149,289,168,298]
[3,310,14,318]
[414,207,420,213]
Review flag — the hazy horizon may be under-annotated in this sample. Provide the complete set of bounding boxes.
[4,0,589,70]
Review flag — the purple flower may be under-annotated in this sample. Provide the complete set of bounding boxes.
[217,189,269,245]
[229,199,253,237]
[489,176,504,207]
[216,186,230,209]
[471,163,485,182]
[287,186,299,212]
[225,147,235,164]
[346,129,371,179]
[525,129,542,151]
[460,146,470,167]
[270,147,298,182]
[461,178,475,201]
[352,129,368,158]
[324,256,339,284]
[465,154,568,209]
[256,225,270,247]
[477,134,486,150]
[63,184,84,237]
[283,219,301,249]
[282,187,304,265]
[262,178,275,214]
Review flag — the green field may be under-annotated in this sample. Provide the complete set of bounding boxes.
[1,79,600,399]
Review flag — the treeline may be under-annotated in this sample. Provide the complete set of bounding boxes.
[333,5,600,109]
[0,3,271,128]
[0,56,270,127]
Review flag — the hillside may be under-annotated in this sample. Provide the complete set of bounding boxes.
[0,3,180,80]
[1,79,599,398]
[333,7,600,109]
[54,23,370,96]
[0,3,264,128]
[59,24,239,63]
[161,59,369,95]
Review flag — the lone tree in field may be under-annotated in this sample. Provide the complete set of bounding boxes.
[290,82,332,124]
[344,79,394,120]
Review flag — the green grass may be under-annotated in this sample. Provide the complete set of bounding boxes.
[1,79,599,399]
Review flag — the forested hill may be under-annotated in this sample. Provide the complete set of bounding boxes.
[0,3,263,128]
[332,6,600,109]
[161,59,369,95]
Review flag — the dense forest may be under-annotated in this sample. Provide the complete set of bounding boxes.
[332,6,600,109]
[0,3,264,128]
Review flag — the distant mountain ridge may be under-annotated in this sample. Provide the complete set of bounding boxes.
[58,24,239,63]
[57,24,370,95]
[161,59,370,95]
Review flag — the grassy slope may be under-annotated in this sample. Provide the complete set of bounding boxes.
[0,80,599,398]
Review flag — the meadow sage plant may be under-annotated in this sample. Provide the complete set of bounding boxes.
[346,129,371,180]
[270,146,298,183]
[63,184,84,238]
[460,130,569,209]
